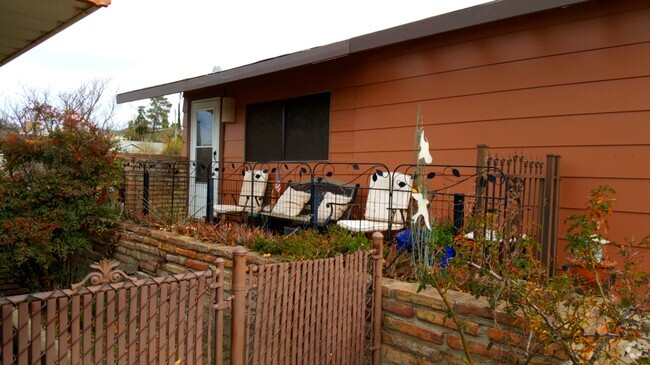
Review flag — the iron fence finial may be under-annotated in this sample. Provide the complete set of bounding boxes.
[71,259,135,290]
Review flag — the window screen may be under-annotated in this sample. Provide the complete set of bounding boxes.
[245,93,330,162]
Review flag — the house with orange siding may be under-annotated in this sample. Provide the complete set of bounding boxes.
[118,0,650,273]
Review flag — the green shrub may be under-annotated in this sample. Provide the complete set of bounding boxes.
[163,136,183,156]
[171,221,370,261]
[0,105,122,291]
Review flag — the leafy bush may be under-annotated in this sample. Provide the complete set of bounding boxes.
[169,221,370,261]
[0,101,122,291]
[419,187,649,364]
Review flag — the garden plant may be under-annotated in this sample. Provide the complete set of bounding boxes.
[0,85,122,291]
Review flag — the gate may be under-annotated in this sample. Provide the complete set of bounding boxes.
[229,233,384,365]
[477,145,561,274]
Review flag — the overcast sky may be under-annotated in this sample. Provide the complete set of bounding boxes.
[0,0,489,128]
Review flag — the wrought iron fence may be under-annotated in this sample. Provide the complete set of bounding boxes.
[122,151,560,271]
[480,147,561,274]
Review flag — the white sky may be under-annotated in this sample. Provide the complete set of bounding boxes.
[0,0,489,128]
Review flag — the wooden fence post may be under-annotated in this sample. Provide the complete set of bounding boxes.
[230,246,247,365]
[371,232,384,365]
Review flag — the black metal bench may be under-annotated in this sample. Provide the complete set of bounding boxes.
[259,178,359,231]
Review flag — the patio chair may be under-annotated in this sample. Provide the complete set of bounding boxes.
[213,169,268,218]
[337,172,412,233]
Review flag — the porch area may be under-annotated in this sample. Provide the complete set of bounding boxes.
[121,146,561,272]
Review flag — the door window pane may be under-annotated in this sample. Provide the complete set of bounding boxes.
[196,110,213,146]
[195,148,212,182]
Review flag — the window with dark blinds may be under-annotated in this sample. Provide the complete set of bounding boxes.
[245,93,330,162]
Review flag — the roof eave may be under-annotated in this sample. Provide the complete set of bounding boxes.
[0,0,110,68]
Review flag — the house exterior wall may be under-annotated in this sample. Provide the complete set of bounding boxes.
[184,0,650,272]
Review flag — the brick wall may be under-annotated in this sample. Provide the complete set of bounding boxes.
[381,279,568,364]
[110,222,269,280]
[107,223,568,364]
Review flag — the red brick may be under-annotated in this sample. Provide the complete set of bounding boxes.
[382,285,393,298]
[150,229,171,241]
[383,300,415,318]
[488,328,527,348]
[197,253,218,263]
[382,344,419,365]
[174,247,198,259]
[142,237,160,247]
[447,334,507,359]
[395,287,446,310]
[169,235,193,247]
[136,227,152,236]
[139,260,157,273]
[455,298,523,327]
[382,330,443,361]
[415,309,480,335]
[384,316,443,345]
[185,259,208,271]
[158,243,175,254]
[454,298,492,318]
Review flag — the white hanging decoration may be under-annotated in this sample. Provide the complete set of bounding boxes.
[418,130,433,164]
[411,191,431,230]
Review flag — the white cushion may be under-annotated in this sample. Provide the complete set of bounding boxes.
[337,219,405,233]
[316,192,351,223]
[271,187,311,217]
[365,172,412,223]
[214,204,244,214]
[237,170,268,210]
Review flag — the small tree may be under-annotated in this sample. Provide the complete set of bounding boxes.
[130,105,149,140]
[146,96,172,132]
[0,87,122,291]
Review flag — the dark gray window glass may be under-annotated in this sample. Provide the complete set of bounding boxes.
[245,93,330,162]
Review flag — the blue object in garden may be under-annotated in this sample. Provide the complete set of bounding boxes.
[395,230,455,268]
[395,230,413,252]
[439,246,455,268]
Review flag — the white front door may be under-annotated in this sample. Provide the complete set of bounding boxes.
[189,98,220,220]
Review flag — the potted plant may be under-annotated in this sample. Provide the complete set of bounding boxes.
[563,185,618,292]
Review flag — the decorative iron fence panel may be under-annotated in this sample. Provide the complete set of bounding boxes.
[123,158,191,223]
[481,148,561,274]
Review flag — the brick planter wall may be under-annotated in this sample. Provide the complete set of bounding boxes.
[106,222,567,364]
[110,222,269,279]
[381,279,568,364]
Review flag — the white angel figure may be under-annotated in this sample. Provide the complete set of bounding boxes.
[411,190,431,230]
[418,130,433,164]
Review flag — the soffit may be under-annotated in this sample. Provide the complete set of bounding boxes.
[0,0,110,67]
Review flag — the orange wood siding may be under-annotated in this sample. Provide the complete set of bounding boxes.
[188,0,650,271]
